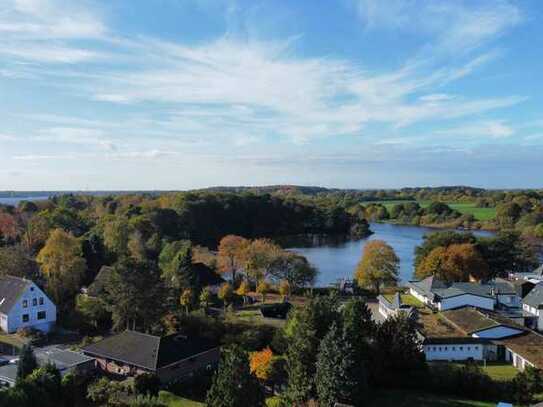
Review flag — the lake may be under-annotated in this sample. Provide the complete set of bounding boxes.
[0,196,51,205]
[288,222,494,286]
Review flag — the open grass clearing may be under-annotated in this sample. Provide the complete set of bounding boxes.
[158,391,204,407]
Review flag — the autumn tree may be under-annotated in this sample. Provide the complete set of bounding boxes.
[354,240,399,294]
[218,282,234,309]
[199,286,212,313]
[236,280,251,305]
[243,239,282,281]
[180,289,193,315]
[256,280,271,303]
[416,243,489,282]
[36,229,86,308]
[218,235,249,285]
[250,347,274,381]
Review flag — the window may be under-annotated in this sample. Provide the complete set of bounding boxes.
[452,347,456,351]
[438,347,442,351]
[32,298,37,306]
[30,287,34,291]
[459,347,463,351]
[22,314,29,323]
[39,297,44,305]
[37,311,46,320]
[444,347,448,351]
[474,346,478,350]
[467,347,471,351]
[22,300,28,308]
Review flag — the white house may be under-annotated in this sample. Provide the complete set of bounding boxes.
[522,283,543,331]
[377,293,416,319]
[0,276,56,334]
[423,338,487,361]
[408,276,495,311]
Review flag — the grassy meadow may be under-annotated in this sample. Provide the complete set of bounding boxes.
[363,200,496,221]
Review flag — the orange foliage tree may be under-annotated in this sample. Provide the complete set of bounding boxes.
[217,235,249,285]
[250,347,274,381]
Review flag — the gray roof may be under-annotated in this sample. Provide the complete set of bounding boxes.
[0,276,32,314]
[0,364,17,385]
[35,346,94,370]
[82,330,219,371]
[523,283,543,309]
[408,276,448,299]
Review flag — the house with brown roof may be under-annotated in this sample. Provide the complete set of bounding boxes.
[82,330,220,383]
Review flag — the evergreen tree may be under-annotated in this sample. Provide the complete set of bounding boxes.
[285,314,319,404]
[206,345,265,407]
[16,345,38,381]
[315,324,361,407]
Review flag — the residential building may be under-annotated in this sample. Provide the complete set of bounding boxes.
[0,276,56,334]
[82,330,220,383]
[0,346,94,388]
[510,265,543,284]
[522,283,543,330]
[377,293,416,319]
[408,276,495,311]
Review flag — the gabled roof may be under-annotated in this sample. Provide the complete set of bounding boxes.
[441,307,524,336]
[0,276,33,314]
[82,330,218,371]
[523,283,543,309]
[500,330,543,368]
[408,276,447,299]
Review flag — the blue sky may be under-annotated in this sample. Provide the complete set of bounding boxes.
[1,0,542,190]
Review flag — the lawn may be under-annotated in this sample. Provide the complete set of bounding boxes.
[158,391,204,407]
[383,293,425,308]
[369,389,503,407]
[446,362,518,382]
[362,200,496,221]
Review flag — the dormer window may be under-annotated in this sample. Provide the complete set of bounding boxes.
[22,300,28,308]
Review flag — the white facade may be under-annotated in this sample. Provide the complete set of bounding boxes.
[438,294,494,311]
[409,288,431,305]
[0,282,56,334]
[424,343,484,361]
[506,348,534,371]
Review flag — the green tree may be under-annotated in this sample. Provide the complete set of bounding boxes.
[414,231,476,267]
[159,240,198,291]
[315,324,360,407]
[134,373,161,397]
[75,294,110,330]
[206,346,265,407]
[268,252,317,290]
[16,345,38,382]
[354,240,399,294]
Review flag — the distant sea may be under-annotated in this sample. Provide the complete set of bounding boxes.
[0,196,51,205]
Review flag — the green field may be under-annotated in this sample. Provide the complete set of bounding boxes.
[369,390,505,407]
[363,200,496,221]
[159,391,204,407]
[446,362,518,382]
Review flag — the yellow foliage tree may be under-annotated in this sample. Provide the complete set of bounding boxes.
[36,229,86,307]
[256,280,271,303]
[354,240,399,294]
[180,288,193,315]
[236,280,251,305]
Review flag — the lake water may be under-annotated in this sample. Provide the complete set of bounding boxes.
[289,223,494,286]
[0,196,50,205]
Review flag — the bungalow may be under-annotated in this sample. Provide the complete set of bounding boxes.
[82,330,220,383]
[408,276,495,311]
[377,293,416,319]
[522,283,543,331]
[510,265,543,284]
[0,275,56,334]
[501,330,543,370]
[0,346,94,388]
[421,307,525,362]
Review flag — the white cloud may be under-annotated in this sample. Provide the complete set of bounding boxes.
[353,0,521,54]
[433,120,516,140]
[0,0,106,62]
